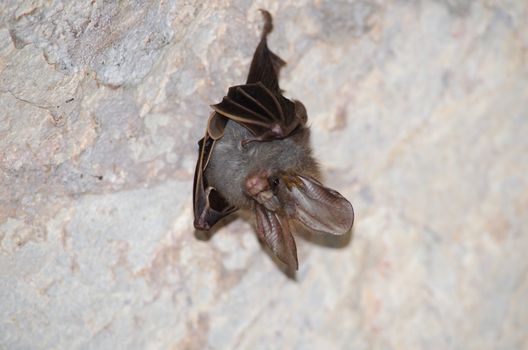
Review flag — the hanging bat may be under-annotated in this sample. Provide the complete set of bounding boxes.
[193,10,354,270]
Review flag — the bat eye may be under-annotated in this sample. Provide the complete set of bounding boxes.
[269,176,280,191]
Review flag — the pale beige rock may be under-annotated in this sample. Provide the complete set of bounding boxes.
[1,1,527,349]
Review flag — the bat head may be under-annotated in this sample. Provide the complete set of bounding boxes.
[245,169,282,211]
[245,170,354,235]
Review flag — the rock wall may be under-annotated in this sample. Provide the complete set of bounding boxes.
[1,1,527,349]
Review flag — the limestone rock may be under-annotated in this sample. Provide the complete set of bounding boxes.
[1,1,527,349]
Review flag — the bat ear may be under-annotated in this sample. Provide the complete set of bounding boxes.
[288,175,354,235]
[254,204,298,270]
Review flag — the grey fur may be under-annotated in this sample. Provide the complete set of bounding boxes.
[205,120,319,209]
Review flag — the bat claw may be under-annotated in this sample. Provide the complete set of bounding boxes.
[240,139,253,147]
[241,124,285,147]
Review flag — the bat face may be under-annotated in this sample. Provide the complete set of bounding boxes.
[193,10,354,270]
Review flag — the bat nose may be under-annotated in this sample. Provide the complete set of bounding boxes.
[245,172,269,196]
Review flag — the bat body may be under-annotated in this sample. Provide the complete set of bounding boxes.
[193,11,354,270]
[205,119,319,210]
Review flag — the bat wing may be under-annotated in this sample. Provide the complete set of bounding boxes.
[210,83,304,142]
[254,203,298,270]
[209,10,306,143]
[246,9,285,94]
[193,131,237,230]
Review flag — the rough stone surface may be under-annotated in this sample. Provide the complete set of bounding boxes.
[1,1,527,349]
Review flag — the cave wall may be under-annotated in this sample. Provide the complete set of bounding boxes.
[1,1,527,349]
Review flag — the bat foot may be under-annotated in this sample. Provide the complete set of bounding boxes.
[240,139,254,148]
[241,124,284,147]
[241,138,266,147]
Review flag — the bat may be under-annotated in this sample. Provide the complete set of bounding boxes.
[193,10,354,270]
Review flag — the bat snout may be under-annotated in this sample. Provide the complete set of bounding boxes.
[245,172,270,196]
[245,171,282,211]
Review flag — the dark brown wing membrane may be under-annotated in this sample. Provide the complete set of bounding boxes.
[255,203,298,270]
[210,83,300,140]
[193,132,237,230]
[209,10,304,143]
[246,10,285,94]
